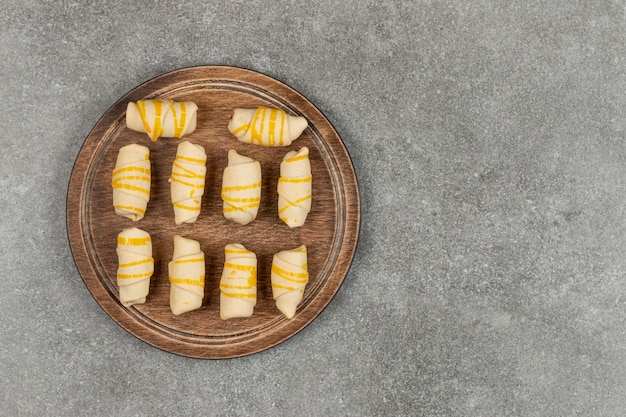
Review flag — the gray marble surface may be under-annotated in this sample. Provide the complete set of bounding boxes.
[1,1,625,416]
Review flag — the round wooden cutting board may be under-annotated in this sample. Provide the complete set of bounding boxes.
[67,66,360,359]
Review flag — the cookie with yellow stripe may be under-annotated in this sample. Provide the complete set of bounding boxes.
[112,144,151,221]
[219,244,257,320]
[116,228,154,307]
[278,147,312,228]
[169,141,207,225]
[271,245,309,319]
[126,99,197,142]
[168,235,205,316]
[227,106,307,147]
[221,149,262,225]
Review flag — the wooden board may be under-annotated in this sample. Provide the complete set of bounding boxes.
[66,66,360,359]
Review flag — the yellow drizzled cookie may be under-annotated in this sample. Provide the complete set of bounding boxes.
[168,235,205,316]
[271,245,309,319]
[219,244,257,320]
[221,149,262,225]
[169,141,207,225]
[228,106,307,147]
[278,147,312,228]
[126,99,198,142]
[116,228,153,307]
[112,144,151,221]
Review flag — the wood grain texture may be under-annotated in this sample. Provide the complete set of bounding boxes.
[66,66,360,359]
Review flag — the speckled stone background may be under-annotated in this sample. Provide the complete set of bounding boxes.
[1,1,625,416]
